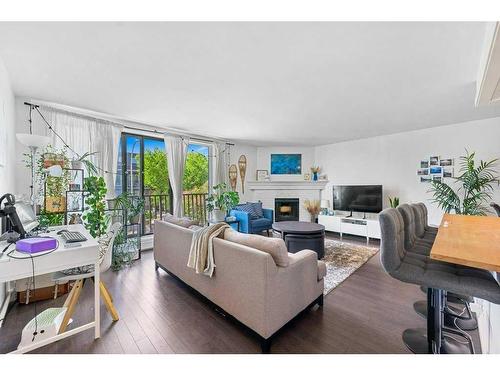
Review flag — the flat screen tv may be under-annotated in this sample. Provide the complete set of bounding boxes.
[333,185,383,214]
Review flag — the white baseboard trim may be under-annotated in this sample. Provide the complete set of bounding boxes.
[472,299,490,353]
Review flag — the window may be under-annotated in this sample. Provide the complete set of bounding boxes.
[182,143,210,224]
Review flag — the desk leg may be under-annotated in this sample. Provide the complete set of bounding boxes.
[94,262,100,339]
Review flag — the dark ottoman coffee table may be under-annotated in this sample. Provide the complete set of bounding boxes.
[272,221,325,259]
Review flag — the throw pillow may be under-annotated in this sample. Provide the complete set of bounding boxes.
[234,203,259,220]
[162,213,198,228]
[248,201,264,218]
[223,228,289,267]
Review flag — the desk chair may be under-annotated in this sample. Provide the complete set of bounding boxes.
[52,222,122,333]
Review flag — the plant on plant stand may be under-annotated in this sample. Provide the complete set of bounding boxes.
[206,183,240,221]
[71,151,99,176]
[42,146,71,214]
[83,176,108,238]
[428,150,499,216]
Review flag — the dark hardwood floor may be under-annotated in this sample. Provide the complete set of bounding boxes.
[0,233,457,354]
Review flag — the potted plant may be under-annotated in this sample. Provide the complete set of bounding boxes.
[428,150,499,215]
[43,147,71,213]
[128,196,145,224]
[206,183,239,221]
[113,192,145,224]
[71,151,99,176]
[43,148,66,168]
[388,196,400,208]
[304,199,321,222]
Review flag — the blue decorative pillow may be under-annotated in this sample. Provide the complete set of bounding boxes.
[234,203,259,219]
[248,202,264,218]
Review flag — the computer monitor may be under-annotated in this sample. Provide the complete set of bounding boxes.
[15,201,39,234]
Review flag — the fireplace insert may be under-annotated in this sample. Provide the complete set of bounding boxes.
[274,198,299,222]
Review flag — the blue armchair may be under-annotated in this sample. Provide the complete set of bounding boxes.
[229,207,274,235]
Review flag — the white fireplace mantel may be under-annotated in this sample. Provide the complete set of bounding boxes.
[246,180,328,221]
[246,180,329,191]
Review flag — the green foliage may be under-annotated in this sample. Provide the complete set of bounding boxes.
[388,196,400,208]
[75,151,99,176]
[142,149,169,194]
[38,211,65,228]
[141,148,209,194]
[206,183,239,214]
[184,152,209,193]
[83,176,108,237]
[428,150,499,216]
[112,237,138,271]
[113,192,145,223]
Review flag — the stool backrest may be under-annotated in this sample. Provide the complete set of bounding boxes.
[411,204,426,238]
[417,203,430,228]
[490,202,500,217]
[379,208,406,274]
[397,204,418,250]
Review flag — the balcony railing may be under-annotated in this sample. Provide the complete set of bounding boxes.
[143,192,208,235]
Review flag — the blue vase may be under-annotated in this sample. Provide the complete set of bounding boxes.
[313,172,318,181]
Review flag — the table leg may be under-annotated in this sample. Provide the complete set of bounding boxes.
[94,262,100,339]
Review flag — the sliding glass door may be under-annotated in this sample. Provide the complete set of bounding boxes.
[118,133,210,236]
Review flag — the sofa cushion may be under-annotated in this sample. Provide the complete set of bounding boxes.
[162,213,198,228]
[223,228,289,267]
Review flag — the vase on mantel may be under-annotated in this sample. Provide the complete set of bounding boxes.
[312,172,318,181]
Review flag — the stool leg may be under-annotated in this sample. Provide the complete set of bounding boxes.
[99,281,119,321]
[59,279,84,334]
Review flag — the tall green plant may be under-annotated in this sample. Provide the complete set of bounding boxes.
[206,183,239,214]
[83,176,108,237]
[428,150,499,216]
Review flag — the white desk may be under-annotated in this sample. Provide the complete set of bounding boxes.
[0,224,100,354]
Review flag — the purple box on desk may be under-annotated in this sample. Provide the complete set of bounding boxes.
[16,238,57,254]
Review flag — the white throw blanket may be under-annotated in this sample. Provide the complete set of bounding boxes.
[187,223,229,277]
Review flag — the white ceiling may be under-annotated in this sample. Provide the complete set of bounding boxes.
[1,22,500,146]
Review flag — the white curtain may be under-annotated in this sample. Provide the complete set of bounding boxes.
[214,142,229,187]
[164,134,190,217]
[37,107,123,199]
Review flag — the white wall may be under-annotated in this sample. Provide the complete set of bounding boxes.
[229,143,257,202]
[256,146,315,181]
[0,57,16,313]
[315,117,500,225]
[314,116,500,353]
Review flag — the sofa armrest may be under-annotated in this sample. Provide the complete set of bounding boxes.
[230,209,251,233]
[263,208,274,222]
[264,249,323,337]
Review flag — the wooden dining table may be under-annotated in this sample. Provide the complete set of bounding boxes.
[430,213,500,273]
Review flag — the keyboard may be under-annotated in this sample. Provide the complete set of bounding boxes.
[60,231,87,243]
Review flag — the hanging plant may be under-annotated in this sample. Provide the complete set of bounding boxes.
[83,176,108,238]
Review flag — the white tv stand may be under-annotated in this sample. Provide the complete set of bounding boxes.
[318,214,381,244]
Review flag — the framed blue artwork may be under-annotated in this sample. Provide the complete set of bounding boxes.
[271,154,302,175]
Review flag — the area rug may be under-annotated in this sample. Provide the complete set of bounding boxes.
[321,239,378,295]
